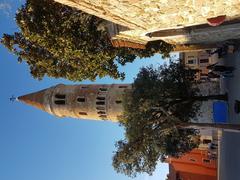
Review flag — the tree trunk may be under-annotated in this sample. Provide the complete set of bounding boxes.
[191,94,228,101]
[167,94,228,107]
[182,122,240,131]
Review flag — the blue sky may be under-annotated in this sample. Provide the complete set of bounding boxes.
[0,1,171,180]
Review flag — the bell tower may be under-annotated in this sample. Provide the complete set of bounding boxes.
[18,84,132,122]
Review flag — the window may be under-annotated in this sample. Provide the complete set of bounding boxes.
[54,94,66,105]
[99,115,107,119]
[200,59,209,63]
[115,100,122,104]
[119,86,127,88]
[77,97,85,102]
[81,86,88,89]
[55,94,66,99]
[79,112,87,115]
[99,88,107,92]
[189,158,196,162]
[203,139,212,144]
[188,60,194,64]
[203,159,210,163]
[97,111,106,114]
[54,100,65,105]
[96,97,105,101]
[96,101,105,105]
[187,59,197,64]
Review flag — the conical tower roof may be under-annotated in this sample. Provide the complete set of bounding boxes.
[18,89,48,111]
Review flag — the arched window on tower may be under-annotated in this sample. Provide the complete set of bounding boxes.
[96,101,105,105]
[97,111,106,114]
[96,97,105,101]
[54,100,65,105]
[99,115,107,119]
[118,86,128,89]
[54,94,66,105]
[55,94,66,99]
[79,112,87,115]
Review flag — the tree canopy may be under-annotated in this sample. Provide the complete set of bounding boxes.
[112,61,227,177]
[1,0,173,81]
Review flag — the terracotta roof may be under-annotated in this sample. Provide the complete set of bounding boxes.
[111,39,146,49]
[18,89,47,111]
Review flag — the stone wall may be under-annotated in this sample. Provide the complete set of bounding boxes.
[55,0,240,45]
[55,0,240,31]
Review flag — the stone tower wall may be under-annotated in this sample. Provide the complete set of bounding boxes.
[44,84,132,122]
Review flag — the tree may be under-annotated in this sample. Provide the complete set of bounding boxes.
[0,0,173,81]
[112,61,232,177]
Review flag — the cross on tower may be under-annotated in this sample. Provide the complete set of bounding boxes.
[9,95,17,102]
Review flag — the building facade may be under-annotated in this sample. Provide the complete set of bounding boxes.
[18,84,132,122]
[180,50,219,81]
[167,148,217,180]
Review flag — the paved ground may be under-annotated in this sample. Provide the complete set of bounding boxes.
[219,130,240,180]
[219,50,240,180]
[222,51,240,123]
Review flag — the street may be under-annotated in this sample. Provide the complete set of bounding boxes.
[219,50,240,180]
[219,130,240,180]
[223,51,240,123]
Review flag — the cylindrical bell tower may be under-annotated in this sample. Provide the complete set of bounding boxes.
[18,84,132,122]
